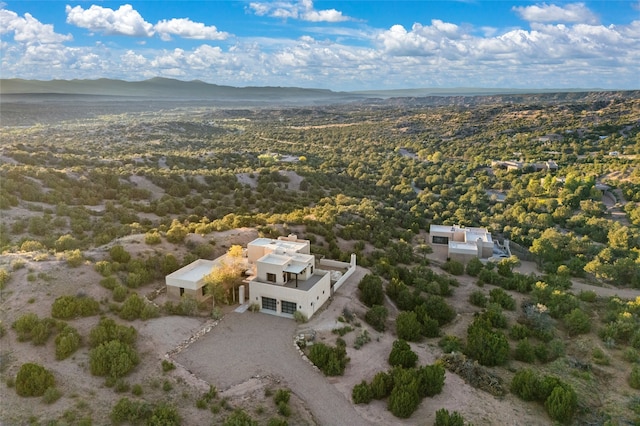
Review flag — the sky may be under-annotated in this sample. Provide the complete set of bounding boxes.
[1,1,639,91]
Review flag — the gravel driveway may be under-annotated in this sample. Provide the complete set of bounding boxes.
[174,310,371,426]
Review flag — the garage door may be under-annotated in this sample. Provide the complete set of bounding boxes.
[262,297,276,311]
[281,300,297,315]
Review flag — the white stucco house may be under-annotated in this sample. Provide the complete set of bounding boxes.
[429,224,494,263]
[165,234,354,320]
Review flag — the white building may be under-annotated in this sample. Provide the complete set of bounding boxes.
[429,224,494,263]
[165,258,218,302]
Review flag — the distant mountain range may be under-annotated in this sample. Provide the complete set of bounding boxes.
[0,77,625,101]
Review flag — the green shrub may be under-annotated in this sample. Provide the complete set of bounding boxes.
[509,324,531,340]
[95,261,114,277]
[387,385,420,418]
[15,363,55,397]
[443,260,464,276]
[12,313,40,341]
[563,308,591,336]
[420,315,441,338]
[480,303,508,329]
[630,365,640,389]
[396,311,422,342]
[266,418,288,426]
[274,388,290,405]
[421,296,456,326]
[388,339,418,368]
[42,386,62,404]
[307,342,349,376]
[510,369,539,401]
[354,329,371,349]
[438,335,463,353]
[358,274,385,307]
[89,340,139,378]
[148,402,180,425]
[223,408,258,426]
[145,231,162,245]
[0,268,10,289]
[514,339,535,363]
[544,384,577,423]
[114,379,130,393]
[119,293,145,321]
[112,285,128,302]
[578,290,597,302]
[469,290,487,308]
[64,249,84,267]
[465,318,509,366]
[293,310,307,323]
[465,257,484,277]
[352,381,372,404]
[89,317,137,347]
[365,305,388,332]
[370,371,393,399]
[162,379,172,392]
[434,408,465,426]
[109,245,131,263]
[416,364,445,397]
[51,295,100,319]
[489,288,516,310]
[100,276,119,290]
[162,360,176,372]
[277,401,291,417]
[55,326,81,360]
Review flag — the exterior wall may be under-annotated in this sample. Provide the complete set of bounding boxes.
[166,283,209,302]
[257,259,287,284]
[247,244,267,263]
[249,272,331,319]
[449,252,477,264]
[328,254,357,293]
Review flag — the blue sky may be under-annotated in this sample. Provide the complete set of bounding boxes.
[1,1,639,90]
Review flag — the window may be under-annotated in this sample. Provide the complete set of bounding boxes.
[310,266,314,274]
[201,286,206,296]
[281,300,296,315]
[262,297,276,311]
[180,287,185,296]
[432,236,449,245]
[266,273,276,282]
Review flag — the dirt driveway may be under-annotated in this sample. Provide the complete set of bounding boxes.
[174,311,371,426]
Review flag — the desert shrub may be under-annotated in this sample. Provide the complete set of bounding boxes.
[42,386,62,404]
[420,315,440,338]
[20,240,45,252]
[352,381,372,404]
[248,302,260,312]
[100,276,119,290]
[421,296,456,326]
[465,257,484,277]
[112,284,128,302]
[489,288,516,311]
[480,303,508,329]
[510,369,540,401]
[161,360,176,372]
[89,340,139,378]
[15,363,55,397]
[438,335,463,353]
[109,245,131,263]
[51,295,99,319]
[629,365,640,389]
[434,408,465,426]
[469,290,488,308]
[277,401,291,417]
[354,329,371,349]
[370,371,394,399]
[509,324,531,340]
[89,317,137,347]
[12,312,40,341]
[442,260,464,276]
[55,326,81,360]
[119,293,146,321]
[396,311,422,342]
[266,418,288,426]
[332,326,353,336]
[162,379,172,392]
[387,384,420,418]
[514,339,535,363]
[31,319,57,345]
[110,397,153,425]
[293,310,307,323]
[358,274,384,307]
[141,303,160,320]
[307,341,349,376]
[95,260,114,276]
[274,388,290,405]
[389,339,418,368]
[545,384,578,424]
[131,384,143,396]
[64,249,84,267]
[114,379,130,393]
[144,231,162,245]
[578,290,597,303]
[416,364,445,397]
[223,408,258,426]
[465,318,510,366]
[0,267,10,289]
[623,348,640,363]
[365,305,388,332]
[563,308,591,336]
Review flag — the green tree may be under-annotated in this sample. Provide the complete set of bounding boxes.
[396,311,422,342]
[563,308,591,336]
[89,340,139,378]
[465,318,510,366]
[388,339,418,368]
[358,274,384,307]
[365,305,388,332]
[55,326,81,360]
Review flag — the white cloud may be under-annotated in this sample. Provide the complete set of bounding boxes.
[249,0,350,22]
[0,9,73,44]
[512,3,598,24]
[66,4,155,37]
[154,18,230,41]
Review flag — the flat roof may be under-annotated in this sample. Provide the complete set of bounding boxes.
[449,241,478,254]
[249,238,308,252]
[166,258,219,290]
[259,253,291,266]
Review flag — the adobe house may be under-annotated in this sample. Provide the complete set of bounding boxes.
[429,224,494,263]
[165,258,217,302]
